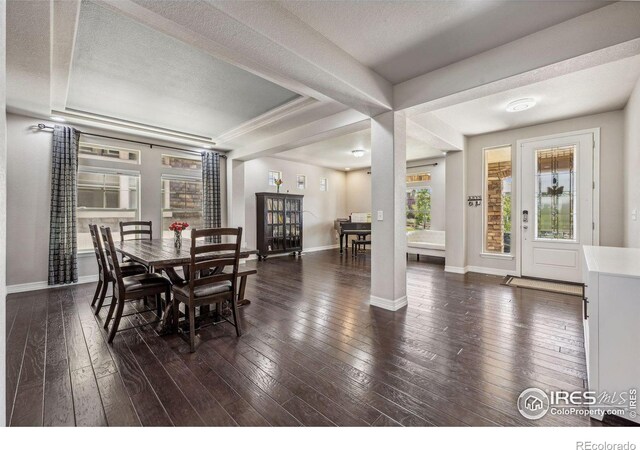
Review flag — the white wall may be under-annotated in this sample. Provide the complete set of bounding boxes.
[345,156,447,230]
[6,113,227,287]
[624,76,640,248]
[1,0,7,427]
[466,110,625,274]
[243,157,347,250]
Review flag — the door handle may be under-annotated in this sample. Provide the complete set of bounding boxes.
[523,225,528,230]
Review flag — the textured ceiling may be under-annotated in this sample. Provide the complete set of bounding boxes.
[279,0,611,84]
[66,1,300,138]
[275,129,445,170]
[429,54,640,136]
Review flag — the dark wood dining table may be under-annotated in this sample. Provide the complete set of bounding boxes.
[117,238,257,333]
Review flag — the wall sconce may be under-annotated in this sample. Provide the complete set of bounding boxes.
[468,195,482,207]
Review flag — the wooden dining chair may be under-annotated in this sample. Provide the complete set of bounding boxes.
[172,227,243,352]
[119,220,153,243]
[100,226,172,344]
[119,221,152,263]
[89,224,148,314]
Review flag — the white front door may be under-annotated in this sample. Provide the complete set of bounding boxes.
[520,132,595,283]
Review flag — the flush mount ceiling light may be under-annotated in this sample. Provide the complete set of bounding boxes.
[352,149,365,158]
[50,116,66,122]
[506,98,536,112]
[345,167,351,171]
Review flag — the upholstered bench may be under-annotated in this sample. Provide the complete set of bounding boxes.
[407,230,445,260]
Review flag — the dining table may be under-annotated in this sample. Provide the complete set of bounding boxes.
[117,238,257,333]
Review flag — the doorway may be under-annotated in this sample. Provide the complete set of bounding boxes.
[518,131,598,283]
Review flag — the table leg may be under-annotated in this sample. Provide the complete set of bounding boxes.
[339,233,344,254]
[237,275,250,307]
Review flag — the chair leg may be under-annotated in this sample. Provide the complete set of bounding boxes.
[94,280,109,314]
[91,279,103,307]
[231,296,242,337]
[104,290,117,329]
[171,290,179,332]
[188,304,196,353]
[155,293,162,318]
[107,295,126,344]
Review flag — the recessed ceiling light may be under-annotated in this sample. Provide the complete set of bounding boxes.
[50,116,66,122]
[352,149,365,158]
[202,144,213,149]
[506,98,536,112]
[345,167,351,171]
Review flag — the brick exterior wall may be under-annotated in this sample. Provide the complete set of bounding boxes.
[486,161,511,253]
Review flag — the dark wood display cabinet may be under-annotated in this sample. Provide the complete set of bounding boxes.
[255,192,303,260]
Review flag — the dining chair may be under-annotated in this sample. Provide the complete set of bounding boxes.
[89,224,148,314]
[172,227,243,352]
[119,220,153,263]
[119,220,153,243]
[100,226,172,344]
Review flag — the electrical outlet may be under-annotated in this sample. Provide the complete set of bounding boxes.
[377,210,384,221]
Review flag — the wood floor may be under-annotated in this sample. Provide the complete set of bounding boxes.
[4,251,624,426]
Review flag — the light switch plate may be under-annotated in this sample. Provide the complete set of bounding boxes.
[377,210,384,221]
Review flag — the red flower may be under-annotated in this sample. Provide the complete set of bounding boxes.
[169,221,190,232]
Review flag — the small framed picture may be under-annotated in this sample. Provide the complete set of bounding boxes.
[297,175,306,190]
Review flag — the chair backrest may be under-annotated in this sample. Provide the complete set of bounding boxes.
[89,223,109,280]
[119,221,152,244]
[100,226,124,291]
[188,228,242,299]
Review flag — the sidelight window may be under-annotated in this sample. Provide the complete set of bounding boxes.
[483,146,512,254]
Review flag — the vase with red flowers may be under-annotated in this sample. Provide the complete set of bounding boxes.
[169,221,189,249]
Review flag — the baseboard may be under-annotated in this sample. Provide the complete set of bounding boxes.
[6,274,99,294]
[303,244,339,253]
[444,265,517,277]
[444,265,467,274]
[369,294,408,311]
[466,266,517,277]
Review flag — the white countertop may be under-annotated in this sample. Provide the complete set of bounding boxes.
[583,246,640,278]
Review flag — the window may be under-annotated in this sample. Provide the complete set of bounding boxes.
[406,172,431,184]
[161,153,202,171]
[484,146,512,254]
[296,175,306,190]
[535,146,576,240]
[406,188,431,230]
[320,177,328,192]
[161,175,203,239]
[79,143,140,164]
[77,169,140,251]
[268,170,282,186]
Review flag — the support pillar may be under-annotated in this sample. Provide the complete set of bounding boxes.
[444,149,467,273]
[226,159,246,246]
[370,111,407,311]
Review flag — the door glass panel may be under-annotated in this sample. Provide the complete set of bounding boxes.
[535,146,576,240]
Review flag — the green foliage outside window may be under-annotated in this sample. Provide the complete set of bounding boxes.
[406,188,431,231]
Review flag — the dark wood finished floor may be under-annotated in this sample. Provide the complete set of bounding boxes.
[5,251,629,426]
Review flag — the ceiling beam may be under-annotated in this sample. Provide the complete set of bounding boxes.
[395,2,640,114]
[51,0,81,112]
[99,0,393,117]
[229,109,369,161]
[407,115,464,151]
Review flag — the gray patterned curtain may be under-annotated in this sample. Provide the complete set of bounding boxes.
[48,125,79,285]
[202,151,221,242]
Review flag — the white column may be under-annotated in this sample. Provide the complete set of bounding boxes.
[226,159,246,245]
[370,111,407,311]
[0,0,7,427]
[444,149,467,273]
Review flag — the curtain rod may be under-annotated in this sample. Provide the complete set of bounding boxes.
[35,123,227,159]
